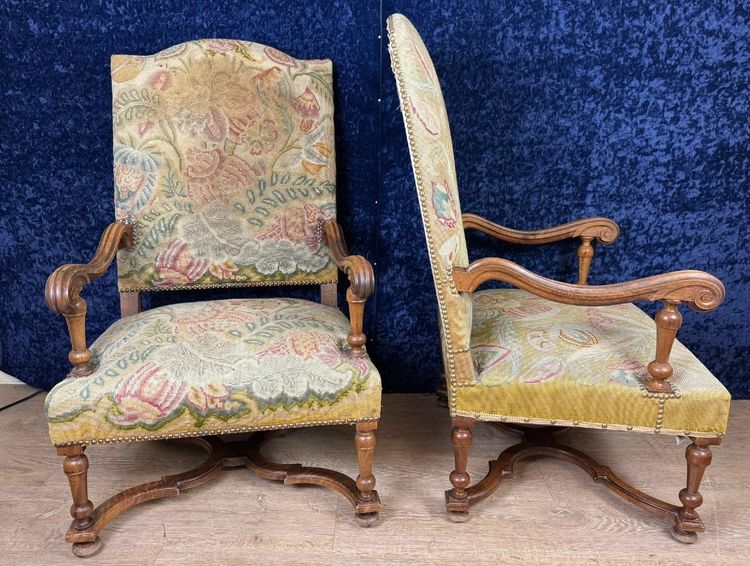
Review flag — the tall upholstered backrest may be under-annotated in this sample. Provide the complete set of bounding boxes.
[387,15,476,384]
[111,40,338,291]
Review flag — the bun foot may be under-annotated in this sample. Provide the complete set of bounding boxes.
[448,511,470,523]
[670,526,698,544]
[72,537,103,558]
[354,512,380,528]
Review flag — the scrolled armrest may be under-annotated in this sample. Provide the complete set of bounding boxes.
[322,220,375,356]
[453,257,725,394]
[462,213,620,245]
[453,257,724,312]
[45,221,134,375]
[462,213,620,284]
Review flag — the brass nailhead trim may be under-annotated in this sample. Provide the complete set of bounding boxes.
[55,416,379,447]
[387,19,476,415]
[452,409,725,438]
[119,279,338,293]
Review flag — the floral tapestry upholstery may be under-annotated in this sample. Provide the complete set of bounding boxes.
[454,289,730,437]
[112,40,338,291]
[387,15,475,385]
[45,298,381,446]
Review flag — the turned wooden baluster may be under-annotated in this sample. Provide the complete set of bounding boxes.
[645,300,682,393]
[61,447,95,531]
[577,237,594,285]
[46,221,134,376]
[449,417,475,501]
[672,437,719,542]
[321,220,374,359]
[679,438,712,522]
[347,289,367,357]
[355,422,377,502]
[64,297,93,376]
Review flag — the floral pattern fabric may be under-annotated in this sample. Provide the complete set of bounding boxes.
[45,298,381,446]
[455,289,730,436]
[387,15,475,384]
[111,40,338,291]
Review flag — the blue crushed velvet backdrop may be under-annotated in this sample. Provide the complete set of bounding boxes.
[1,1,748,397]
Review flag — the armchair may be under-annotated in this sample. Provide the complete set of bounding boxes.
[388,14,730,543]
[44,39,381,557]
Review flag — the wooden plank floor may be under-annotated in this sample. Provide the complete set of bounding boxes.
[2,394,748,565]
[0,383,39,410]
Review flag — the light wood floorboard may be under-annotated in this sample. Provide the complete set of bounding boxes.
[0,383,39,410]
[1,394,748,565]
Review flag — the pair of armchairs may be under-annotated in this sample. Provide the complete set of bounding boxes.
[44,16,730,557]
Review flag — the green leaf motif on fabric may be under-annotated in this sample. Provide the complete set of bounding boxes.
[113,88,160,126]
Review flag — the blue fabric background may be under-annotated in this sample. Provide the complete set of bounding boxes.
[1,1,748,397]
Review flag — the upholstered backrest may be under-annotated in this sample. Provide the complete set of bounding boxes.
[112,40,338,291]
[387,15,476,384]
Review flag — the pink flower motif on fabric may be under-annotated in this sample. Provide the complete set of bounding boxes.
[258,331,366,374]
[291,87,321,134]
[147,70,173,91]
[263,46,299,67]
[155,239,210,286]
[110,363,187,426]
[184,148,261,204]
[202,107,229,142]
[205,39,236,54]
[258,331,330,361]
[228,113,280,156]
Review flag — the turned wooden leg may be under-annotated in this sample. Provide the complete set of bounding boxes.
[59,446,102,557]
[672,437,718,544]
[445,416,475,522]
[354,421,379,527]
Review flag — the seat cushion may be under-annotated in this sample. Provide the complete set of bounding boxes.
[46,298,381,446]
[453,289,730,437]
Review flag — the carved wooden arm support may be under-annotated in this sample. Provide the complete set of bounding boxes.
[322,220,375,357]
[462,213,620,284]
[453,257,725,393]
[45,222,134,376]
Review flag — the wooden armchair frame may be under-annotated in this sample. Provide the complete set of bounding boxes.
[45,219,381,557]
[462,213,620,285]
[443,212,725,543]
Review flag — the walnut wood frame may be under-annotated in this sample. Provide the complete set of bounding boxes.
[457,213,724,394]
[46,220,381,557]
[445,421,720,543]
[462,213,620,285]
[323,219,376,357]
[445,213,725,542]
